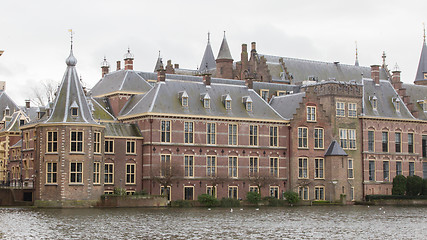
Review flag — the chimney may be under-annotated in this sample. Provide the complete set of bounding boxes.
[116,61,121,71]
[157,68,166,82]
[174,64,179,69]
[251,42,256,52]
[203,74,211,85]
[245,78,253,89]
[371,65,380,85]
[25,100,30,109]
[0,81,5,91]
[124,48,134,70]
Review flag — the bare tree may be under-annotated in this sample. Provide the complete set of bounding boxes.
[207,172,229,197]
[152,161,183,192]
[30,79,58,106]
[248,172,279,197]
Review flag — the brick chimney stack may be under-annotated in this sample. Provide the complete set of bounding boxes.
[116,61,121,71]
[203,74,211,85]
[157,67,166,82]
[25,100,30,108]
[251,42,256,52]
[371,65,380,85]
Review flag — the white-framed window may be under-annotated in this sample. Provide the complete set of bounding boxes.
[368,131,375,152]
[314,128,324,149]
[409,162,415,176]
[382,131,389,152]
[184,155,194,177]
[126,163,136,184]
[395,132,401,153]
[94,131,101,154]
[184,122,194,144]
[298,157,308,179]
[206,186,217,198]
[298,127,308,148]
[348,103,357,117]
[314,158,324,179]
[70,131,83,152]
[161,120,171,143]
[408,133,414,153]
[93,162,100,184]
[105,139,114,154]
[314,186,325,200]
[70,162,83,184]
[298,186,309,200]
[228,186,238,199]
[206,156,216,177]
[105,163,114,184]
[249,125,258,146]
[383,161,389,182]
[46,162,57,184]
[307,106,316,122]
[260,89,269,101]
[396,161,402,176]
[228,124,238,145]
[225,100,232,110]
[228,156,238,178]
[249,186,259,193]
[161,186,171,201]
[336,102,345,117]
[47,131,58,153]
[126,140,136,154]
[249,157,259,177]
[182,96,188,107]
[270,157,279,177]
[340,129,356,150]
[372,98,378,111]
[204,99,210,109]
[270,186,279,199]
[348,159,354,179]
[270,126,278,147]
[206,123,216,145]
[246,102,252,111]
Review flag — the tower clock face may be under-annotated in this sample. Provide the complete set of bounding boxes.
[424,73,427,79]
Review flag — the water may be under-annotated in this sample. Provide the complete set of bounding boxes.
[1,206,426,239]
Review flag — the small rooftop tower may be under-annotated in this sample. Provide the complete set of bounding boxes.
[101,56,110,77]
[124,48,134,70]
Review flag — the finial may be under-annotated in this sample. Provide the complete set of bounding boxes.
[224,31,226,38]
[394,63,400,72]
[382,51,386,67]
[66,29,77,66]
[355,41,359,66]
[423,22,426,44]
[68,29,74,49]
[158,50,161,58]
[208,32,210,43]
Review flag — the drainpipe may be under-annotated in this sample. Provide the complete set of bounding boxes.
[360,118,365,200]
[288,125,292,192]
[149,117,153,195]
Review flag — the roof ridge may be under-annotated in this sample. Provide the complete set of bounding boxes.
[260,54,371,68]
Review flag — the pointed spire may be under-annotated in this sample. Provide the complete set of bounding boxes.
[154,50,164,72]
[355,41,359,66]
[424,22,426,44]
[414,25,427,84]
[217,31,233,60]
[199,32,216,72]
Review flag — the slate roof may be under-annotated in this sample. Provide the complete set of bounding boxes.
[324,140,348,156]
[217,34,233,60]
[414,40,427,84]
[362,79,414,120]
[269,92,306,120]
[91,70,153,97]
[259,54,389,83]
[1,110,29,132]
[199,40,216,72]
[0,91,20,120]
[119,79,286,121]
[45,48,97,124]
[90,97,116,121]
[103,122,142,137]
[402,83,427,120]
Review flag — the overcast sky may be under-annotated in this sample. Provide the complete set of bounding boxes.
[1,0,426,106]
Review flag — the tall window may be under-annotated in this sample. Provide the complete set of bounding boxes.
[270,126,278,147]
[314,158,324,179]
[395,132,401,153]
[298,158,308,179]
[249,157,259,177]
[126,140,136,154]
[228,156,238,178]
[204,99,210,109]
[368,131,374,152]
[306,106,316,122]
[206,123,216,145]
[184,186,194,200]
[225,100,231,110]
[261,90,269,101]
[160,155,171,177]
[348,103,357,117]
[184,122,194,144]
[270,157,278,177]
[369,161,375,181]
[298,127,308,148]
[350,187,354,201]
[161,186,171,201]
[161,120,171,142]
[348,129,356,149]
[24,132,30,149]
[382,132,389,152]
[228,124,238,145]
[314,128,324,149]
[46,162,57,184]
[383,161,389,182]
[336,102,345,117]
[408,133,414,154]
[93,162,100,184]
[396,161,402,176]
[47,131,58,153]
[348,159,354,179]
[70,162,83,183]
[340,129,348,149]
[70,131,83,152]
[270,186,279,199]
[206,156,216,177]
[249,125,258,146]
[409,162,415,176]
[105,140,114,154]
[228,186,238,199]
[94,132,101,154]
[184,155,194,177]
[126,163,136,184]
[314,186,325,200]
[105,163,114,184]
[298,186,309,200]
[423,135,427,158]
[206,186,216,198]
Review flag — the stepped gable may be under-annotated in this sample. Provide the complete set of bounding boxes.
[260,54,389,83]
[91,70,153,98]
[362,79,414,120]
[119,79,285,121]
[45,47,97,124]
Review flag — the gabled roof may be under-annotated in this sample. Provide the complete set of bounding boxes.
[259,55,389,83]
[45,48,97,124]
[269,92,305,120]
[120,79,285,122]
[414,40,427,84]
[217,34,233,60]
[90,97,116,122]
[362,79,414,120]
[1,110,29,132]
[0,91,20,120]
[324,140,348,156]
[401,83,427,120]
[103,122,142,138]
[91,70,153,97]
[199,39,216,72]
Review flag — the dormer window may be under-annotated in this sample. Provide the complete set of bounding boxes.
[70,101,79,117]
[242,96,253,112]
[201,93,210,109]
[222,94,232,110]
[418,100,427,112]
[179,91,189,107]
[369,96,378,111]
[4,106,10,117]
[20,119,25,126]
[424,73,427,79]
[260,89,269,101]
[393,98,401,112]
[277,91,286,96]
